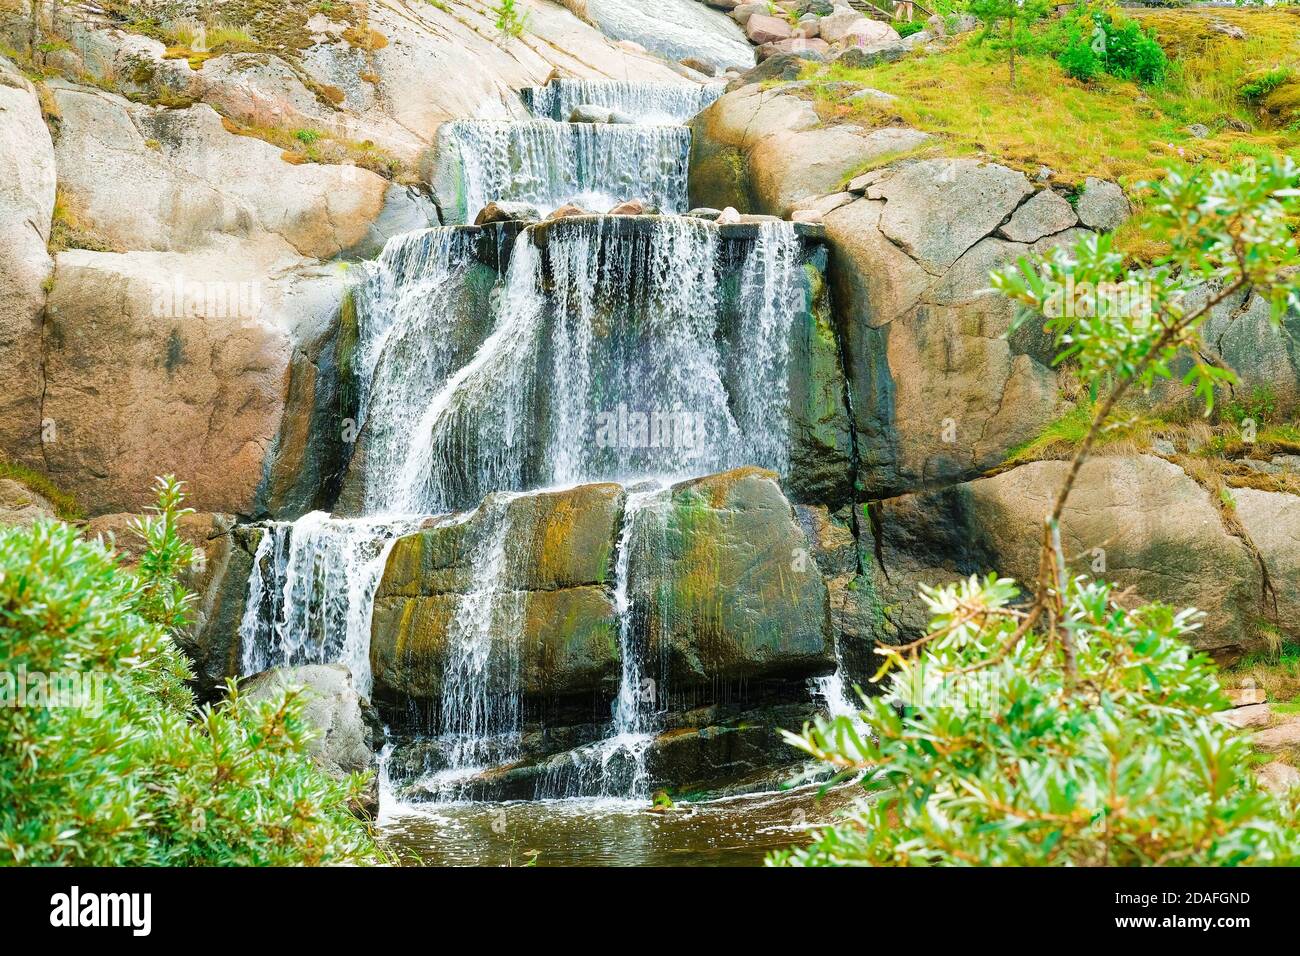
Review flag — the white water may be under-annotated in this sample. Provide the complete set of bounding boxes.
[237,79,835,808]
[379,217,803,515]
[522,79,724,125]
[237,512,422,697]
[440,119,691,221]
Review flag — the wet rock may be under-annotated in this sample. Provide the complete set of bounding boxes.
[688,207,724,220]
[584,0,756,73]
[642,469,835,688]
[569,103,637,124]
[548,202,593,220]
[607,198,647,215]
[475,201,543,225]
[1075,177,1131,232]
[680,56,718,76]
[370,484,626,717]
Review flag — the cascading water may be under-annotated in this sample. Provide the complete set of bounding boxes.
[521,79,723,125]
[237,512,421,697]
[438,119,690,221]
[382,217,803,516]
[534,487,672,800]
[236,76,831,811]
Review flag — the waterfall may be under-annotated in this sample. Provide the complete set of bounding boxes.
[381,218,803,515]
[434,495,524,785]
[533,486,672,800]
[348,227,491,506]
[237,513,421,696]
[438,119,691,221]
[521,79,723,125]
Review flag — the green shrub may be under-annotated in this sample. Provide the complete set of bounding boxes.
[897,20,927,38]
[1052,6,1168,85]
[1058,26,1102,82]
[0,477,383,866]
[1241,67,1292,101]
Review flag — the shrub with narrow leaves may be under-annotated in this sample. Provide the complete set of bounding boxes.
[0,477,384,866]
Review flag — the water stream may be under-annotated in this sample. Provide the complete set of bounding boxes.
[235,77,849,860]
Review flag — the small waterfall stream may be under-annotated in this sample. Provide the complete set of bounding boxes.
[237,76,831,809]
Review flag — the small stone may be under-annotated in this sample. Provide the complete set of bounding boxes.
[731,3,767,26]
[1075,177,1131,232]
[757,37,830,60]
[846,168,889,194]
[474,200,542,226]
[848,86,897,105]
[1228,686,1267,707]
[1218,702,1272,729]
[1185,123,1211,139]
[687,207,723,220]
[715,206,742,225]
[1036,165,1053,182]
[1208,19,1246,40]
[1256,762,1300,795]
[791,208,823,224]
[1151,438,1177,457]
[607,199,646,216]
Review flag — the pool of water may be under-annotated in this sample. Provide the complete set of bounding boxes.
[379,783,861,867]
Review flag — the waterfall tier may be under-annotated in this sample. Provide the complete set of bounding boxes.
[521,79,724,125]
[344,217,807,516]
[430,120,691,224]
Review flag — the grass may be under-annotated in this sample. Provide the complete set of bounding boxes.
[219,115,415,182]
[1228,641,1300,705]
[796,7,1300,193]
[0,458,83,521]
[48,186,117,254]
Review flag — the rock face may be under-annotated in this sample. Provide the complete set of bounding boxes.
[50,86,389,260]
[691,86,1085,494]
[0,57,55,470]
[583,0,756,73]
[369,483,626,719]
[870,456,1278,662]
[41,247,346,517]
[243,664,383,813]
[1075,177,1131,231]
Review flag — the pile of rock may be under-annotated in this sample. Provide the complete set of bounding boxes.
[1217,683,1300,796]
[702,0,979,65]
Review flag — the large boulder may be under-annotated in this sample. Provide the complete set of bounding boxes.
[1233,487,1300,646]
[40,245,346,517]
[243,664,383,814]
[691,87,1071,494]
[0,57,56,469]
[369,483,627,718]
[640,468,835,688]
[871,455,1274,662]
[582,0,756,74]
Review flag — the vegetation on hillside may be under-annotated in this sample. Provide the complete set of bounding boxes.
[0,477,384,865]
[773,156,1300,866]
[804,5,1300,193]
